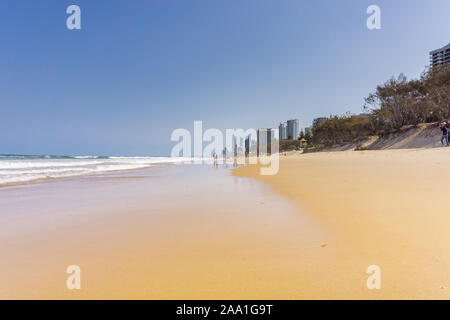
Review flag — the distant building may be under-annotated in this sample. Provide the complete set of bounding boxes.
[257,128,274,155]
[278,122,288,140]
[313,117,327,127]
[232,135,243,156]
[257,128,273,145]
[286,119,299,140]
[430,43,450,68]
[245,136,257,155]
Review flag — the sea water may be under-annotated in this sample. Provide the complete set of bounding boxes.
[0,154,193,185]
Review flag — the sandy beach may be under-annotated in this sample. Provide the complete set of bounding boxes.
[1,148,450,299]
[234,148,450,299]
[0,163,325,299]
[2,0,449,305]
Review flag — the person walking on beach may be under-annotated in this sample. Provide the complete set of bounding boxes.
[212,152,218,167]
[440,122,449,147]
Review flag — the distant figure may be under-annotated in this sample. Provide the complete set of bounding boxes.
[440,122,449,147]
[213,152,218,167]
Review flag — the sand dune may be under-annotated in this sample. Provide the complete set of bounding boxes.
[318,122,445,152]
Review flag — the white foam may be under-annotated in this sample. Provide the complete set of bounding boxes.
[0,156,197,185]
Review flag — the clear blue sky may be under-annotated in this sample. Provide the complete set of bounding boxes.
[1,0,449,156]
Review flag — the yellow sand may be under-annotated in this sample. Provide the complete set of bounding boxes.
[0,165,325,299]
[233,148,450,299]
[2,149,450,299]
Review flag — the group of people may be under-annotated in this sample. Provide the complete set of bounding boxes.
[440,121,450,147]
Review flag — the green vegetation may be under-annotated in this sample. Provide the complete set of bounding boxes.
[299,129,312,142]
[311,65,450,147]
[279,139,301,152]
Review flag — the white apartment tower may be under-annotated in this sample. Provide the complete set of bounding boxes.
[430,42,450,68]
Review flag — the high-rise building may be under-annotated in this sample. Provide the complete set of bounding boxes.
[245,136,250,154]
[257,128,274,155]
[257,128,273,145]
[278,122,287,140]
[430,43,450,68]
[286,119,299,140]
[245,136,257,155]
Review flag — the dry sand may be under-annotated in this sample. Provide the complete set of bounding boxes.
[234,148,450,299]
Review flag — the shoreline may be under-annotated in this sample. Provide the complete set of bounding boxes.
[0,156,198,188]
[234,148,450,299]
[0,162,173,189]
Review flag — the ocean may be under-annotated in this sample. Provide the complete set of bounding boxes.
[0,154,192,185]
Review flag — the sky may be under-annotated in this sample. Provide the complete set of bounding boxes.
[0,0,449,156]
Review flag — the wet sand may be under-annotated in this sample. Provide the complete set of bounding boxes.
[0,163,327,299]
[234,148,450,299]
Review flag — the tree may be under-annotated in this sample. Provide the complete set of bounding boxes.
[311,66,450,147]
[421,65,450,120]
[304,128,312,143]
[364,74,429,131]
[299,130,305,140]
